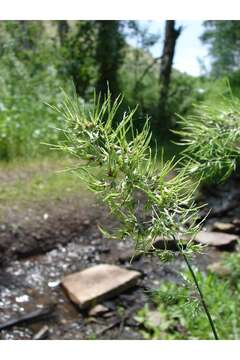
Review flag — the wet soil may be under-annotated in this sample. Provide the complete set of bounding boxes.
[1,166,240,340]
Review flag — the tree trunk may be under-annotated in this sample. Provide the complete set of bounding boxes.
[96,21,124,101]
[159,20,181,133]
[58,20,69,46]
[19,21,31,49]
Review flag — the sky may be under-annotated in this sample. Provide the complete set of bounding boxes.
[129,21,211,77]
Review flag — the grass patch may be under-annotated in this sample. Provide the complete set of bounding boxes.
[0,155,92,205]
[135,258,240,340]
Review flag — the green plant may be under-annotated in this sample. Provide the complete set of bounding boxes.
[175,90,240,183]
[221,250,240,288]
[136,267,240,339]
[53,90,219,339]
[0,21,72,161]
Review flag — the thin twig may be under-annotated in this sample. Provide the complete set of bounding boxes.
[134,56,161,90]
[33,325,49,340]
[0,304,56,331]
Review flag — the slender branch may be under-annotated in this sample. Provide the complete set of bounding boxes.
[172,235,219,340]
[134,56,161,90]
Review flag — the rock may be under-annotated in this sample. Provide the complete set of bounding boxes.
[146,310,162,327]
[153,237,182,251]
[61,264,141,309]
[88,304,109,317]
[153,238,176,251]
[195,231,238,251]
[207,262,230,277]
[212,222,235,233]
[232,219,240,233]
[118,249,142,263]
[102,311,114,318]
[143,310,170,331]
[118,237,185,263]
[97,246,110,254]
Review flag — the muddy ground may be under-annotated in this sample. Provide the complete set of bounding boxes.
[0,162,240,340]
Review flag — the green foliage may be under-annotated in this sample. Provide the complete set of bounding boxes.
[121,57,205,135]
[222,251,240,288]
[119,46,160,124]
[0,20,215,162]
[54,91,203,255]
[96,21,125,99]
[59,21,98,99]
[119,21,160,122]
[0,21,72,161]
[136,267,240,339]
[167,71,206,126]
[201,21,240,77]
[175,90,240,183]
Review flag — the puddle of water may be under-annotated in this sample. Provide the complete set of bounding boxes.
[0,241,97,339]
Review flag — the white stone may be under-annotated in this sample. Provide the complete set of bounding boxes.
[207,262,230,277]
[212,222,235,232]
[146,310,162,327]
[62,264,141,309]
[195,231,238,249]
[88,304,109,316]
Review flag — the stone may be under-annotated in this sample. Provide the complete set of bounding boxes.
[61,264,141,309]
[153,237,182,251]
[144,310,171,331]
[118,249,142,263]
[146,310,162,327]
[88,304,109,317]
[207,262,230,277]
[195,231,238,251]
[212,222,235,233]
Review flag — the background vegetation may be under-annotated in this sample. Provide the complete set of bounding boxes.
[1,20,240,340]
[2,20,239,162]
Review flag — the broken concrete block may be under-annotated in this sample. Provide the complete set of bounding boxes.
[195,231,238,251]
[62,264,141,309]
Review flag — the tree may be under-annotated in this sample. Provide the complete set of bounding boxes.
[2,21,54,75]
[201,21,240,77]
[61,21,97,99]
[95,21,125,100]
[158,20,181,133]
[57,20,69,46]
[126,21,160,107]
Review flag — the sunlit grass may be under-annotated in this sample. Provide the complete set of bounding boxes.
[0,155,92,205]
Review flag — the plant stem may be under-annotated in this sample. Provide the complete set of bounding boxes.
[172,236,219,340]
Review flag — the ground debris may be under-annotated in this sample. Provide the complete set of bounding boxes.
[0,304,56,331]
[33,325,49,340]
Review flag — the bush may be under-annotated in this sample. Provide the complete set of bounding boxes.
[0,22,71,161]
